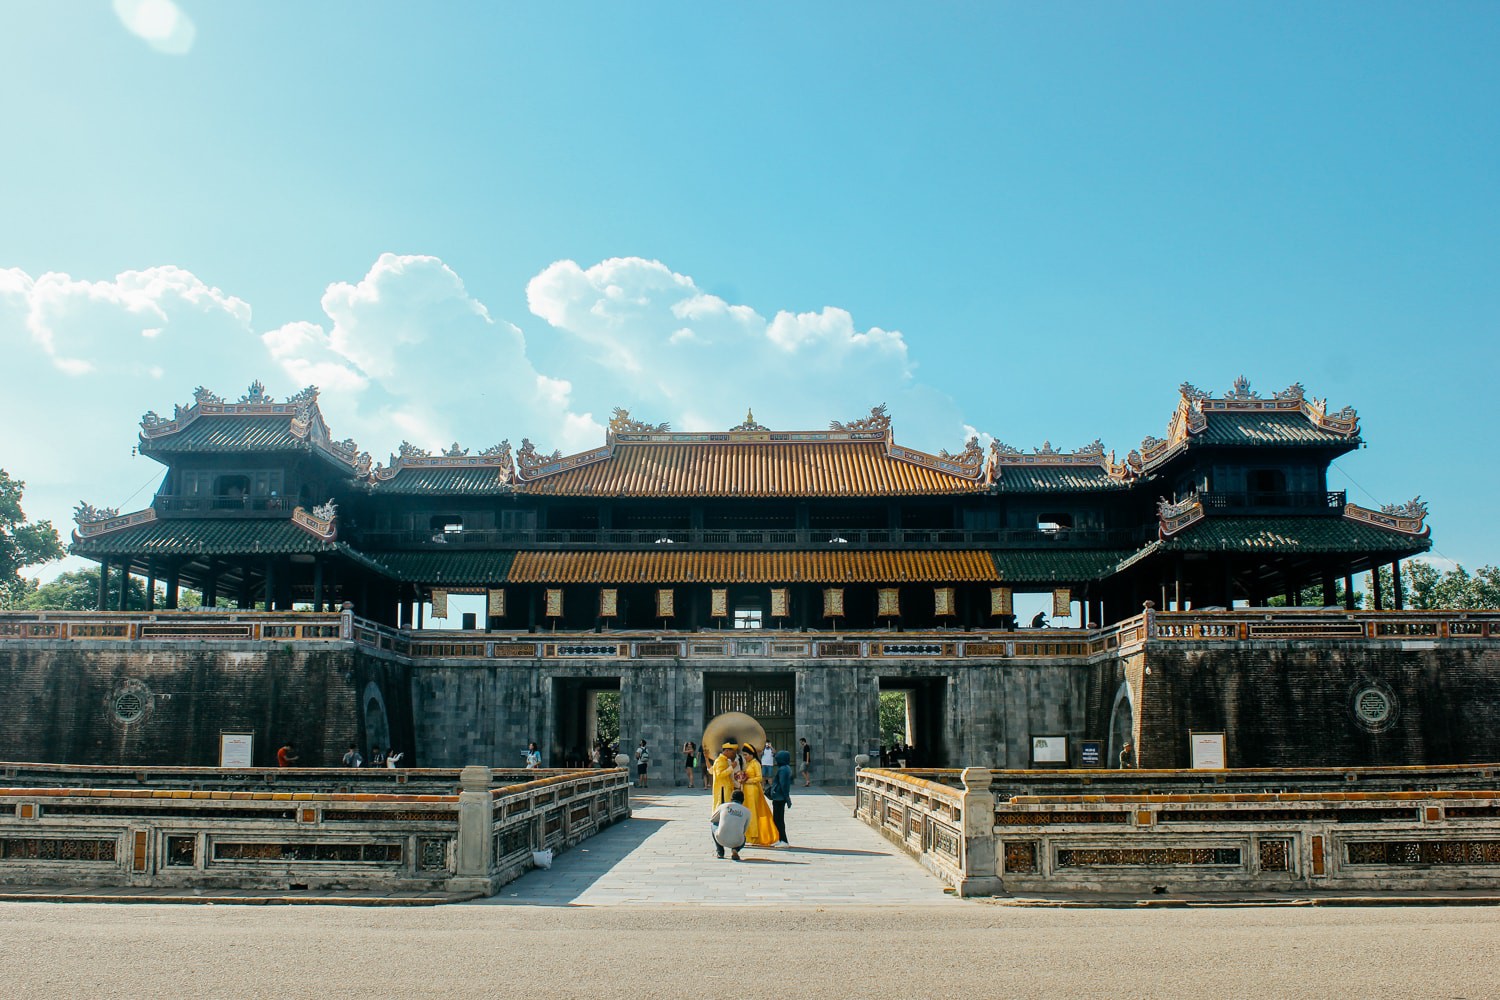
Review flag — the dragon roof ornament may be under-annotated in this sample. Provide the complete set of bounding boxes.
[830,403,891,434]
[73,501,121,525]
[983,437,1136,483]
[1138,378,1360,470]
[608,408,671,436]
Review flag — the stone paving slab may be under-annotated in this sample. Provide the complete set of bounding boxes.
[474,785,957,907]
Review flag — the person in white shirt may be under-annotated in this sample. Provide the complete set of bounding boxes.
[760,741,775,772]
[710,790,752,861]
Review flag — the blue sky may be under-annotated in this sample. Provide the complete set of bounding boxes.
[3,1,1497,578]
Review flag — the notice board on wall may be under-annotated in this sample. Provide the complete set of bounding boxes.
[220,731,254,768]
[1190,731,1226,770]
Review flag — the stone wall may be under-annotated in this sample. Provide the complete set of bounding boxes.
[1135,640,1500,768]
[0,642,408,769]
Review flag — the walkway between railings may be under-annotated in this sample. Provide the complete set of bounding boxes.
[476,787,956,906]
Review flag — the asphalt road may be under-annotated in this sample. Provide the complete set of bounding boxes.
[2,902,1497,999]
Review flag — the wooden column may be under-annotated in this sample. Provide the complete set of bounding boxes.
[312,559,325,613]
[146,559,157,611]
[203,560,219,608]
[117,564,129,611]
[97,558,110,610]
[165,563,180,610]
[1321,569,1337,608]
[416,590,424,630]
[264,559,277,612]
[1371,569,1384,611]
[1343,574,1355,611]
[1392,560,1405,610]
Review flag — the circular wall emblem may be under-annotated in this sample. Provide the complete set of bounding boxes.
[1349,680,1399,733]
[110,681,152,725]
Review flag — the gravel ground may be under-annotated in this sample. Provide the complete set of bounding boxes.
[2,902,1497,999]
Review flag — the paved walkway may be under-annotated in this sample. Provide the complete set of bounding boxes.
[474,786,956,907]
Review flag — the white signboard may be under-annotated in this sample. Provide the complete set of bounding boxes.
[1031,735,1069,765]
[220,732,255,768]
[1190,732,1226,770]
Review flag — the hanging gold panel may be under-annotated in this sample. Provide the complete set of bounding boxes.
[430,589,448,619]
[487,588,506,616]
[545,588,564,618]
[1052,587,1072,618]
[770,587,790,618]
[823,588,844,617]
[877,587,900,617]
[990,587,1012,616]
[656,588,675,618]
[599,588,618,618]
[710,588,728,618]
[934,586,956,617]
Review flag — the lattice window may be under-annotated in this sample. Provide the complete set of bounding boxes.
[1003,841,1038,873]
[166,836,196,867]
[419,838,449,871]
[1056,847,1242,868]
[212,842,402,863]
[1345,840,1500,866]
[996,811,1131,826]
[1258,839,1291,872]
[0,838,116,862]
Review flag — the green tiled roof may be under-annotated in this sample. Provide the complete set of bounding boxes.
[371,467,512,495]
[1159,516,1430,555]
[1196,412,1357,448]
[368,550,517,584]
[71,517,338,556]
[139,415,307,453]
[992,466,1131,492]
[990,549,1134,582]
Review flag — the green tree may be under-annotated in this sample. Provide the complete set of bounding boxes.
[594,690,620,746]
[20,567,220,612]
[879,690,908,747]
[0,471,65,608]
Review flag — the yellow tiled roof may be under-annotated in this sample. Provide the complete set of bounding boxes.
[515,441,984,497]
[507,549,1002,584]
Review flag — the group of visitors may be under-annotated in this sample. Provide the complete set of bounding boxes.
[707,740,793,860]
[879,741,919,768]
[274,742,403,767]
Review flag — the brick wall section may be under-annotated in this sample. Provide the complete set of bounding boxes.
[1136,641,1500,768]
[0,642,371,768]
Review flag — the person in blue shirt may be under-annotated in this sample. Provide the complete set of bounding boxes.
[765,749,794,846]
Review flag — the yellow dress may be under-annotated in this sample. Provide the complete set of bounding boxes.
[739,757,778,845]
[710,752,737,811]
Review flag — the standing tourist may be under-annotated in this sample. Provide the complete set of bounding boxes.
[760,741,775,773]
[799,737,812,786]
[524,741,542,769]
[386,749,404,768]
[766,749,793,846]
[340,743,363,768]
[738,742,777,846]
[635,739,651,787]
[369,746,386,768]
[683,741,697,788]
[276,742,299,767]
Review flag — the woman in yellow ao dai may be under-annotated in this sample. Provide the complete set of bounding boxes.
[738,743,779,846]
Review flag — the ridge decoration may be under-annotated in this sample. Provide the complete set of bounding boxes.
[729,408,769,432]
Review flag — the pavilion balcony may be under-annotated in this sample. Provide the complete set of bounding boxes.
[1198,490,1346,515]
[153,494,296,517]
[350,525,1151,552]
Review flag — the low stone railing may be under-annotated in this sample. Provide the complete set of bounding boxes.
[5,608,1497,662]
[0,765,629,896]
[857,767,1500,896]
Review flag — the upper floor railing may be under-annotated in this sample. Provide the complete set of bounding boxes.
[155,494,296,516]
[1198,490,1346,514]
[4,609,1498,660]
[351,525,1151,551]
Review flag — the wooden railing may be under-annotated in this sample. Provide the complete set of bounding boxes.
[856,766,1500,896]
[0,764,629,896]
[352,525,1149,551]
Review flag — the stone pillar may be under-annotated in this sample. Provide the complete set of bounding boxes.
[957,767,1001,897]
[453,765,495,893]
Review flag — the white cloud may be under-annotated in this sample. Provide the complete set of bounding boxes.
[113,0,196,55]
[525,256,965,444]
[1,251,975,584]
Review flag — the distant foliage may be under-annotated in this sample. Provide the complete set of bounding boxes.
[1267,562,1500,610]
[879,690,908,746]
[0,470,65,609]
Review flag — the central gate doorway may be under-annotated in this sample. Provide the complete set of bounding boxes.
[702,672,795,756]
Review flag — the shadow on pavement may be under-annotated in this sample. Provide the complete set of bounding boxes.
[470,814,668,906]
